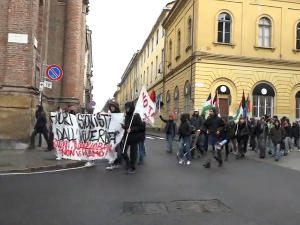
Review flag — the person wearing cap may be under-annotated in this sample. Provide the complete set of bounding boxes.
[159,114,177,152]
[190,109,204,158]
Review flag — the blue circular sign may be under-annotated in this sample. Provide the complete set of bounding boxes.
[46,64,63,81]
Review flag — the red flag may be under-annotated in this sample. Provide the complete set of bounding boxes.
[149,89,155,103]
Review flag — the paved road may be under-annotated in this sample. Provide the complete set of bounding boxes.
[1,136,300,225]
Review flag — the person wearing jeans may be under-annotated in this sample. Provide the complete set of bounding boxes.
[202,108,225,168]
[178,114,192,164]
[269,119,284,161]
[137,121,146,164]
[282,119,293,154]
[159,114,177,153]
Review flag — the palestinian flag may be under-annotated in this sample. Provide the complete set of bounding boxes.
[246,94,251,113]
[231,91,246,122]
[201,93,213,117]
[213,90,219,107]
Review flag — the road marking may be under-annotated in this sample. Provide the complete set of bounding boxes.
[0,166,86,176]
[156,137,165,140]
[146,136,154,139]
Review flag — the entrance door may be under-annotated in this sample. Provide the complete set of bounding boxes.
[219,98,229,119]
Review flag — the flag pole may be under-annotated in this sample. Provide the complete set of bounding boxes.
[158,95,161,113]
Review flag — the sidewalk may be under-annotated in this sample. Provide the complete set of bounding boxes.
[0,148,85,173]
[246,149,300,172]
[147,130,300,171]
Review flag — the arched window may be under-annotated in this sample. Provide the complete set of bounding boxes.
[188,18,192,46]
[217,12,231,43]
[174,86,179,113]
[296,91,300,119]
[258,17,271,47]
[184,81,191,113]
[252,83,275,117]
[296,22,300,50]
[169,40,172,63]
[166,91,171,115]
[177,30,181,56]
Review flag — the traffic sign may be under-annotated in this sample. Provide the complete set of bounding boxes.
[91,101,96,106]
[46,64,63,81]
[44,81,52,89]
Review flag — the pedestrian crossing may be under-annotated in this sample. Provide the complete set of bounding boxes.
[146,136,165,140]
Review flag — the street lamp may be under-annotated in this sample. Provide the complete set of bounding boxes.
[157,60,171,75]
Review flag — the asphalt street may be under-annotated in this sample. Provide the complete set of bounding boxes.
[1,136,300,225]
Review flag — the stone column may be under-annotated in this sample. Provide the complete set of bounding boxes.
[62,0,82,101]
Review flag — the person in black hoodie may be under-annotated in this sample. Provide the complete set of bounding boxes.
[224,117,235,161]
[106,101,124,170]
[269,119,284,161]
[235,116,250,159]
[283,119,293,154]
[159,114,177,152]
[256,116,268,158]
[202,107,225,168]
[190,109,204,158]
[29,105,51,150]
[292,122,299,147]
[121,101,144,174]
[178,113,192,165]
[137,121,146,164]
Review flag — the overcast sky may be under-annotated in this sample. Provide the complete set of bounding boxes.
[88,0,172,111]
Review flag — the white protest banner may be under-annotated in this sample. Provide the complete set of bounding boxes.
[50,112,124,162]
[134,86,155,125]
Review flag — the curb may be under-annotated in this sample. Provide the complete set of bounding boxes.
[146,132,165,138]
[0,161,86,174]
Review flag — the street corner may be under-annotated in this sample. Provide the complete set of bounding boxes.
[0,160,86,174]
[0,149,86,174]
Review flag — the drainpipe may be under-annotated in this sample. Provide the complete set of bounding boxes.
[190,0,195,107]
[162,8,171,116]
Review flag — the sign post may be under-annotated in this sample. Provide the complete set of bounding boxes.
[39,64,63,106]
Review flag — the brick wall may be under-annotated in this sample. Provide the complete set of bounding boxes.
[0,0,90,147]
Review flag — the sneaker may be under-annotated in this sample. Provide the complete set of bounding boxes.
[56,157,62,160]
[179,159,183,164]
[106,165,120,170]
[186,160,191,165]
[127,169,136,174]
[203,163,210,168]
[85,161,95,167]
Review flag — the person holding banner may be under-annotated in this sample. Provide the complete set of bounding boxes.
[106,101,124,170]
[121,101,144,174]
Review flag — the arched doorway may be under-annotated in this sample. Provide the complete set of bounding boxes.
[295,91,300,119]
[252,83,275,117]
[216,85,231,118]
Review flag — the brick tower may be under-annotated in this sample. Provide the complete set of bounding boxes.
[0,0,90,149]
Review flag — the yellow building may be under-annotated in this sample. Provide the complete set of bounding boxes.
[115,1,176,127]
[162,0,300,121]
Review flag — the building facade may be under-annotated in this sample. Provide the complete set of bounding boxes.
[116,1,175,127]
[84,26,94,114]
[0,0,91,149]
[162,0,300,121]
